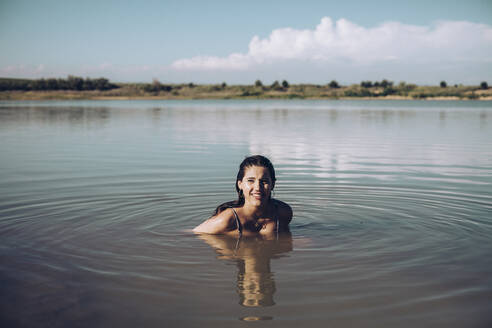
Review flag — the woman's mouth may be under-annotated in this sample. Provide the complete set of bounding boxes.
[252,193,263,200]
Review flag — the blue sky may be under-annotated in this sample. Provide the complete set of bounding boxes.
[1,0,491,84]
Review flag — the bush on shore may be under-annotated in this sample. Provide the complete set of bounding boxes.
[0,76,118,91]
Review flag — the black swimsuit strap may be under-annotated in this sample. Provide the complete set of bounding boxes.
[229,207,242,236]
[274,200,279,238]
[231,202,279,238]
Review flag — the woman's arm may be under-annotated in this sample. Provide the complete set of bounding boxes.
[193,208,235,234]
[276,200,293,226]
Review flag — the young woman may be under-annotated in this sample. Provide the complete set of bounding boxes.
[193,155,292,236]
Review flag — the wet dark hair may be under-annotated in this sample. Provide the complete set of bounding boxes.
[213,155,276,216]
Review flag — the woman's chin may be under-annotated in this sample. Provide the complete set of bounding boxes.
[248,197,268,207]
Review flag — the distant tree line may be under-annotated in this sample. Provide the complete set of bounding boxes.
[360,79,395,88]
[439,80,488,90]
[0,76,118,91]
[1,76,489,100]
[142,79,174,92]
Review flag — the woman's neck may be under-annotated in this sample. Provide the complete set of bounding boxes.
[242,201,270,220]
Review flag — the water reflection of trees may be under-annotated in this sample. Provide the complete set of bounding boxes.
[0,106,110,127]
[196,233,292,307]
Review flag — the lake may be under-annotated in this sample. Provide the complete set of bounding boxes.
[1,99,491,327]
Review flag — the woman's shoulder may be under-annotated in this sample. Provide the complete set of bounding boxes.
[193,208,237,234]
[273,199,293,223]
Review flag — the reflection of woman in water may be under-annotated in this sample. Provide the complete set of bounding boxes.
[193,155,293,236]
[197,233,293,307]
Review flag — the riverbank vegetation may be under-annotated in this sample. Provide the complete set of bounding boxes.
[1,76,490,100]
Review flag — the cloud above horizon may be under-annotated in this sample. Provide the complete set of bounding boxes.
[171,17,492,71]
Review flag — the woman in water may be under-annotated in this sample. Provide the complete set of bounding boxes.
[193,155,292,236]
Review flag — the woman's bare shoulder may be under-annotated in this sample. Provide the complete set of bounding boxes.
[192,208,237,234]
[274,199,293,224]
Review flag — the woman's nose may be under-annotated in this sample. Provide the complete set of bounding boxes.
[254,180,261,189]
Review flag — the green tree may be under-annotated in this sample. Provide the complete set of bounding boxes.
[329,80,340,88]
[83,78,94,90]
[46,78,59,90]
[271,80,282,90]
[32,78,47,90]
[255,79,263,87]
[94,78,112,90]
[67,75,84,90]
[57,78,69,90]
[162,84,172,92]
[480,81,488,89]
[282,80,289,88]
[382,87,397,96]
[380,79,393,88]
[440,81,447,88]
[397,81,416,93]
[152,78,161,92]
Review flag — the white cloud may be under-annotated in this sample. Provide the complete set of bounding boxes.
[172,53,252,71]
[98,62,113,70]
[1,64,46,76]
[171,17,492,71]
[82,63,154,74]
[1,64,26,74]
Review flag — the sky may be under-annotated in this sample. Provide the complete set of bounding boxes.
[1,0,492,85]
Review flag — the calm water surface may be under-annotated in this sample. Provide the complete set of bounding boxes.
[1,100,491,327]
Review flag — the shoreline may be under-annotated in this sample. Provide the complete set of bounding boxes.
[1,91,491,101]
[2,77,490,101]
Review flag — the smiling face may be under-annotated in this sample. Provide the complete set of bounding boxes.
[237,165,274,207]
